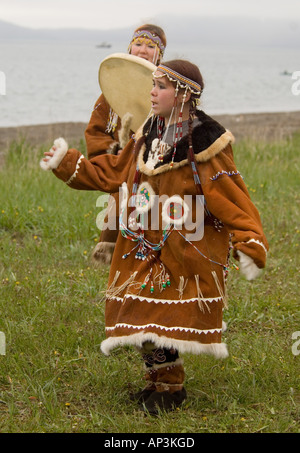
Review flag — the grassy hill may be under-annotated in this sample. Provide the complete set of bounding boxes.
[0,134,299,432]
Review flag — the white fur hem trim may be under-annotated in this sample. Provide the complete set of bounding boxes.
[40,137,68,171]
[237,250,262,281]
[101,331,229,359]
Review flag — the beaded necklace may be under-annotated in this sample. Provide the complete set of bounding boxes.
[151,86,187,168]
[120,159,174,259]
[120,68,200,265]
[119,167,174,293]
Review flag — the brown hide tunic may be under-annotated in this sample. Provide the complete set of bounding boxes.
[85,94,129,246]
[54,111,268,359]
[85,93,122,159]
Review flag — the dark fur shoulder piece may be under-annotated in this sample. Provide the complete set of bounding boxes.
[142,111,227,168]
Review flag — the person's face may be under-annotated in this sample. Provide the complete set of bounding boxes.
[150,71,176,121]
[130,39,159,64]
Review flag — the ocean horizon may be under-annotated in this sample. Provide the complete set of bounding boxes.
[0,39,299,128]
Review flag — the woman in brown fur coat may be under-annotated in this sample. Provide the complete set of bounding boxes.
[41,59,268,415]
[85,24,167,266]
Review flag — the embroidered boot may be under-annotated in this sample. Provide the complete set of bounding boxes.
[134,344,187,415]
[141,362,187,416]
[129,342,159,403]
[129,385,156,404]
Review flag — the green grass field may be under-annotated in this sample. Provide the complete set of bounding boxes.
[0,135,299,433]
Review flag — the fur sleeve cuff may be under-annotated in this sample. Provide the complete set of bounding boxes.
[237,250,262,281]
[40,138,68,171]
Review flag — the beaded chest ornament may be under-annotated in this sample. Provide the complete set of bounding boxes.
[119,176,173,293]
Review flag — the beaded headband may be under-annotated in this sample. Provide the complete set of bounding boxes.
[128,30,165,57]
[154,65,202,95]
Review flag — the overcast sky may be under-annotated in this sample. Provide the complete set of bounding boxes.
[1,0,299,29]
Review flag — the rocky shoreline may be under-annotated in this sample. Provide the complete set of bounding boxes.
[0,111,300,153]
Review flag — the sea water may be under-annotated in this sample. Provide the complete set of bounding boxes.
[0,39,299,127]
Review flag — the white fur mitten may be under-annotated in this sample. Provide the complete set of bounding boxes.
[237,250,262,281]
[40,137,68,171]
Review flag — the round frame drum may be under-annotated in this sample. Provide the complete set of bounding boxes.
[99,53,156,132]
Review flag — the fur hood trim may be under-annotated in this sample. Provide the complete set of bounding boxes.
[138,129,234,177]
[136,110,235,176]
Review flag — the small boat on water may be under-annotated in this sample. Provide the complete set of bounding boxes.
[96,42,112,48]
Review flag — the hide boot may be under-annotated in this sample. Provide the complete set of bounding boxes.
[131,343,187,415]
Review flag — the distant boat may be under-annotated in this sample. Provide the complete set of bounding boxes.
[96,42,112,48]
[280,70,292,76]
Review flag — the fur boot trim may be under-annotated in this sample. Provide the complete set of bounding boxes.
[91,241,115,266]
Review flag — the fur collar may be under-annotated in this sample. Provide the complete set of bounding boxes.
[137,110,235,176]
